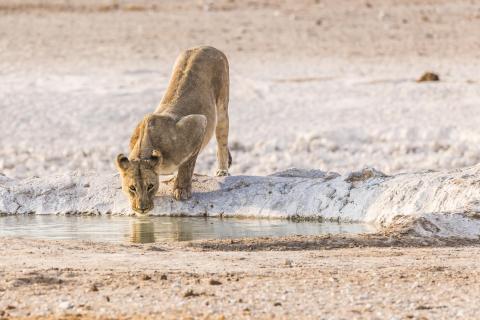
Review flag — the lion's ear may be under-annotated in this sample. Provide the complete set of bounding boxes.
[115,154,130,172]
[148,150,162,168]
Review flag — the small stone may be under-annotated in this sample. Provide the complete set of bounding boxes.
[58,301,74,310]
[209,279,222,285]
[105,296,110,302]
[416,305,432,310]
[183,289,200,298]
[5,305,15,310]
[141,274,151,281]
[274,302,282,306]
[89,284,98,292]
[284,259,293,267]
[417,72,440,82]
[160,274,167,280]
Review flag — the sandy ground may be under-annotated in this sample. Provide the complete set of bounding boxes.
[1,237,480,319]
[2,0,480,178]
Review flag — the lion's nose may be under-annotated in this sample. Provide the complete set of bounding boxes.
[138,203,151,213]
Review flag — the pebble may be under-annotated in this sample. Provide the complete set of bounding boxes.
[58,301,74,310]
[183,289,200,298]
[209,279,222,285]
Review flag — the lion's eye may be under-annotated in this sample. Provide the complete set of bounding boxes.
[129,185,136,192]
[147,184,154,191]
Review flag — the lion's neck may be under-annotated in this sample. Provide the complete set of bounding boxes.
[129,123,154,161]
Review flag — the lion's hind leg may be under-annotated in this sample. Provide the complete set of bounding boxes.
[215,110,231,176]
[215,82,231,177]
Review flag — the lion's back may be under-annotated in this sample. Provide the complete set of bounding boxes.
[160,46,228,106]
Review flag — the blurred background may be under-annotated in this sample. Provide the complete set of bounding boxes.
[1,0,480,178]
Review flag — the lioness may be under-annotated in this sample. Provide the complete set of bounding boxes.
[115,46,231,214]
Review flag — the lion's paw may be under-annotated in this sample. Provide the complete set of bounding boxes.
[215,169,230,177]
[173,186,192,200]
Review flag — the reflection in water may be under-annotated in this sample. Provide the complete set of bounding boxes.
[170,217,195,241]
[130,217,155,243]
[130,217,207,243]
[0,215,376,244]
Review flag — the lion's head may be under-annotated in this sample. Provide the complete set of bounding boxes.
[115,153,161,214]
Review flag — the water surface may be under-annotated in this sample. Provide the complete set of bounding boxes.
[0,215,374,244]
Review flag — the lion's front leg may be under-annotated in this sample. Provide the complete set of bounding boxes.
[173,153,198,200]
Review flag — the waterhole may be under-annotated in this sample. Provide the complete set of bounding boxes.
[0,215,374,244]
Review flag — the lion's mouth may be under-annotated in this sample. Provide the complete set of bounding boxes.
[132,206,153,214]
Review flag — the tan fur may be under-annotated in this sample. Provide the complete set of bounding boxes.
[115,46,231,213]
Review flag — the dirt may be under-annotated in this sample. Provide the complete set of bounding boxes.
[2,0,480,73]
[1,236,480,319]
